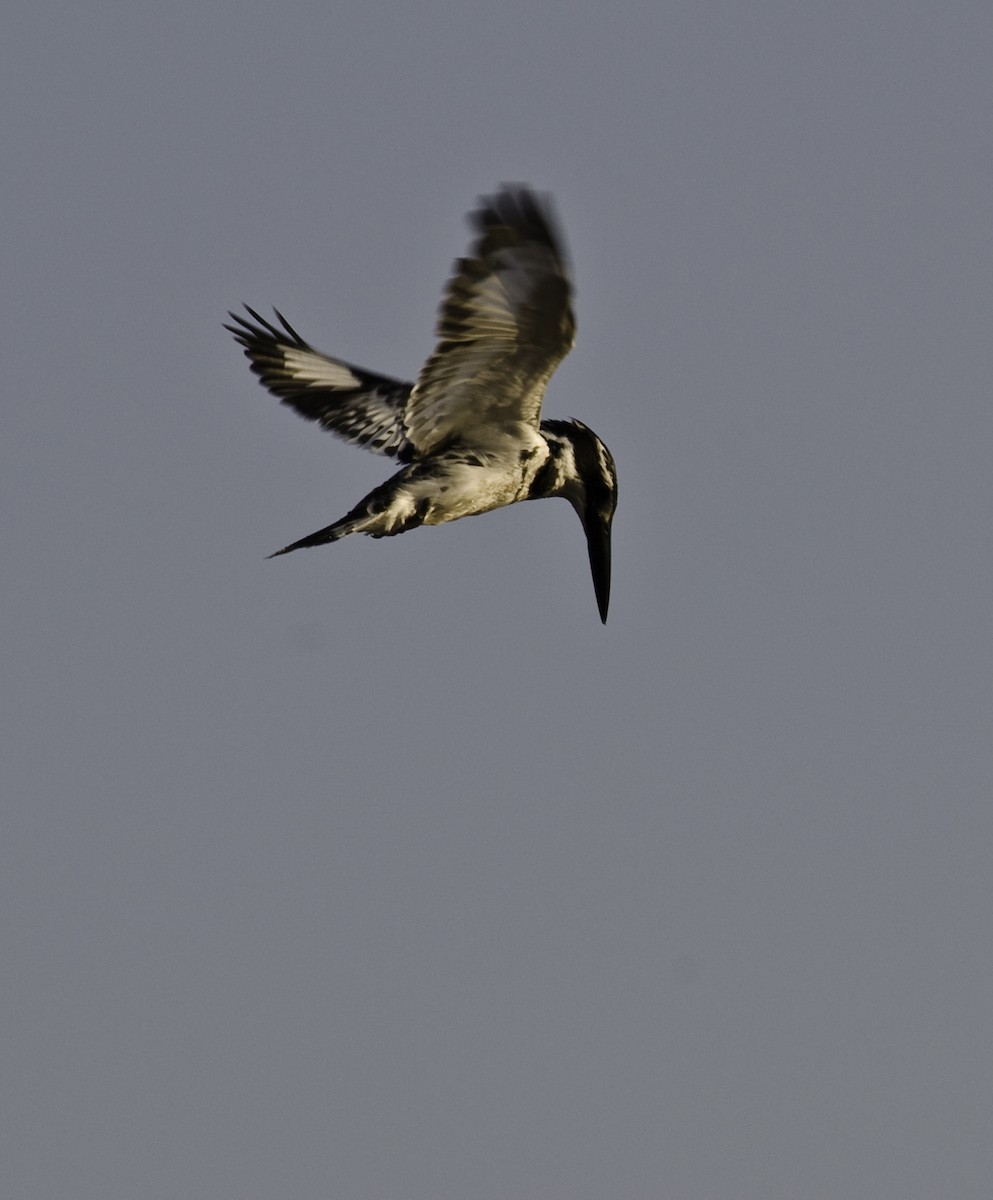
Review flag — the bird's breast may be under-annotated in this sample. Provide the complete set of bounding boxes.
[412,427,551,525]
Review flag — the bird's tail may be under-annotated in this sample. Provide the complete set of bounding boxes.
[267,467,424,558]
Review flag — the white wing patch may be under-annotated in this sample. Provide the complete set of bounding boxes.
[280,346,361,389]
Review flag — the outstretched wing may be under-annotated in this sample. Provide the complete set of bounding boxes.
[403,185,576,456]
[226,306,415,460]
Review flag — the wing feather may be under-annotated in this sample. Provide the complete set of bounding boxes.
[403,186,576,455]
[226,306,414,459]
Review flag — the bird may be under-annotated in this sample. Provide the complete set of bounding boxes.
[226,185,618,622]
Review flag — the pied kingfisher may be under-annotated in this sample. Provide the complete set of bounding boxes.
[227,185,618,622]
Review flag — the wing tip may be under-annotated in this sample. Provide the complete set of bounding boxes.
[225,304,308,349]
[470,183,566,264]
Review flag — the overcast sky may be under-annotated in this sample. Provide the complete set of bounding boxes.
[3,2,992,1197]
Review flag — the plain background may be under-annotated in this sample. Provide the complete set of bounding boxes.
[3,2,992,1197]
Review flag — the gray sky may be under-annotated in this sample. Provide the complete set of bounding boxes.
[3,2,992,1197]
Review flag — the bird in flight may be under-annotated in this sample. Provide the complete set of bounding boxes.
[227,185,618,622]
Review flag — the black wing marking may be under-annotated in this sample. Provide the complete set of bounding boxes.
[226,306,415,460]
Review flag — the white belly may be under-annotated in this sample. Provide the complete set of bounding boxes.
[345,425,551,539]
[417,429,550,525]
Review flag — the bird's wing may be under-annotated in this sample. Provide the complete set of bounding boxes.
[226,306,415,459]
[403,186,576,456]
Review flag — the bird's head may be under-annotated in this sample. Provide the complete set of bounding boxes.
[545,419,617,624]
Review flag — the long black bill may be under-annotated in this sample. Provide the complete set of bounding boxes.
[583,514,612,624]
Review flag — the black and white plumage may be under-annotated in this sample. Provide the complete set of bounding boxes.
[227,185,618,622]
